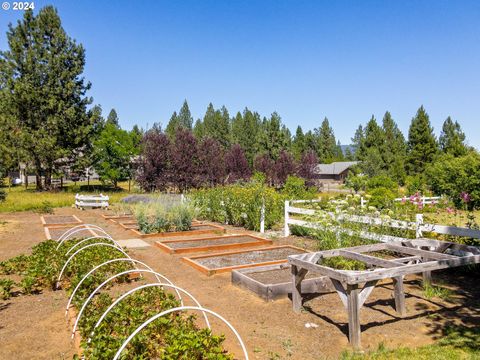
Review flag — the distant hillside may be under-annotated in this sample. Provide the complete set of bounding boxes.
[340,144,356,155]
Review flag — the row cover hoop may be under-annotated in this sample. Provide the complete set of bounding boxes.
[57,223,112,242]
[65,258,182,315]
[71,269,209,338]
[89,282,211,342]
[113,306,249,360]
[64,236,122,256]
[57,243,132,285]
[56,225,113,250]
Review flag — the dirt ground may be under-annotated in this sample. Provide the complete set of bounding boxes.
[1,207,479,360]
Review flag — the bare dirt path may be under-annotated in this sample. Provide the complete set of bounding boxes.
[1,207,479,359]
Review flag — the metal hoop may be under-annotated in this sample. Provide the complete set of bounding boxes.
[57,224,110,242]
[71,269,187,338]
[65,236,122,256]
[89,282,210,342]
[56,227,112,250]
[112,306,249,360]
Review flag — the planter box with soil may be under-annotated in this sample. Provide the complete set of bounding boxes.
[155,234,273,254]
[129,223,226,239]
[44,225,97,240]
[40,215,82,227]
[231,263,334,301]
[182,245,308,275]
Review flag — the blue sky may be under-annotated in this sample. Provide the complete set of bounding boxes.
[1,1,479,148]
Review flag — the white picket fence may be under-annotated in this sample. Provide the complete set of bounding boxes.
[394,196,441,206]
[284,200,480,242]
[75,194,109,209]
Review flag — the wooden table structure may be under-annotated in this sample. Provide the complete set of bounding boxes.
[288,239,480,348]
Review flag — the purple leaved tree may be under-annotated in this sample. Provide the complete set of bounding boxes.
[254,153,275,185]
[171,128,199,192]
[297,150,318,187]
[225,144,251,183]
[136,128,171,192]
[198,137,226,186]
[274,149,296,186]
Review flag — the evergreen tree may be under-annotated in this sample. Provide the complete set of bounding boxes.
[315,117,337,163]
[358,116,386,176]
[202,103,231,148]
[106,109,119,127]
[334,141,345,161]
[439,117,468,156]
[304,130,317,154]
[344,147,354,161]
[382,111,407,182]
[165,111,179,139]
[256,112,290,160]
[231,108,261,166]
[177,100,193,129]
[193,119,205,139]
[407,106,438,174]
[0,7,101,189]
[351,125,365,160]
[292,126,306,159]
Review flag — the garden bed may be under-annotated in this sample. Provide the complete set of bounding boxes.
[40,215,82,227]
[182,245,308,275]
[44,225,96,240]
[155,234,272,254]
[231,264,334,301]
[129,223,225,238]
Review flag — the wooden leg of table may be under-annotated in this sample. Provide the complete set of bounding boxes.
[422,271,432,287]
[291,265,307,313]
[393,276,406,317]
[347,284,361,349]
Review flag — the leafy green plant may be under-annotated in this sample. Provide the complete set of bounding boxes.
[0,278,15,299]
[133,202,194,234]
[37,200,54,214]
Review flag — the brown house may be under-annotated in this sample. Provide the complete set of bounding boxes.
[313,161,358,182]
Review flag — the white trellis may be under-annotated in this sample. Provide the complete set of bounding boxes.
[113,306,249,360]
[57,243,132,287]
[89,282,211,342]
[65,258,181,315]
[71,269,197,338]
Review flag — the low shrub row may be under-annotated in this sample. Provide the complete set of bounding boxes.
[133,202,195,234]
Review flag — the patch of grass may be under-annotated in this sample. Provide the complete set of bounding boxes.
[0,181,137,213]
[341,325,480,360]
[423,283,453,301]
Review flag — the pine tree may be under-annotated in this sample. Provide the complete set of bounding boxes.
[382,111,407,182]
[256,112,290,160]
[177,100,193,129]
[202,103,231,148]
[315,117,337,163]
[439,117,467,156]
[106,109,119,127]
[358,116,386,176]
[231,108,261,166]
[0,7,101,189]
[351,125,365,160]
[292,126,306,159]
[193,119,205,139]
[165,111,179,139]
[407,106,438,174]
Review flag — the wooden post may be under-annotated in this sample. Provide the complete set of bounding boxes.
[347,284,361,349]
[422,270,432,287]
[291,265,307,313]
[284,200,290,237]
[393,276,406,316]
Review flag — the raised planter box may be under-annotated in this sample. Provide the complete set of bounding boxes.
[129,223,225,239]
[155,234,272,254]
[44,225,97,240]
[40,215,82,227]
[182,245,308,276]
[232,263,334,301]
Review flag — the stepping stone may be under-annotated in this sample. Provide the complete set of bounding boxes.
[117,239,150,248]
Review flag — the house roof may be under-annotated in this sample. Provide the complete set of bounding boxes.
[314,161,358,175]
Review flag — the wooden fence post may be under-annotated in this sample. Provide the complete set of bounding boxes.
[284,200,290,237]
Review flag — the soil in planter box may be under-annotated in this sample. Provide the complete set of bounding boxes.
[167,236,260,249]
[47,228,93,241]
[42,215,80,225]
[248,266,319,285]
[194,247,306,269]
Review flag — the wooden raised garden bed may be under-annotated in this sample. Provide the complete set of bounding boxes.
[40,215,82,227]
[155,234,272,254]
[182,245,308,276]
[129,223,225,239]
[232,263,334,301]
[44,225,97,241]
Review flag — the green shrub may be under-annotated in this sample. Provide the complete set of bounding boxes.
[367,187,397,209]
[0,278,15,299]
[133,202,194,234]
[282,175,316,200]
[366,175,398,191]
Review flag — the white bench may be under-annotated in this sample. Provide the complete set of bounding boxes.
[75,194,109,210]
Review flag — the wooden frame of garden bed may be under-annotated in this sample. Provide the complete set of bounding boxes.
[288,239,480,349]
[129,223,226,238]
[182,245,308,276]
[232,263,334,301]
[155,234,273,254]
[44,225,97,240]
[40,215,83,227]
